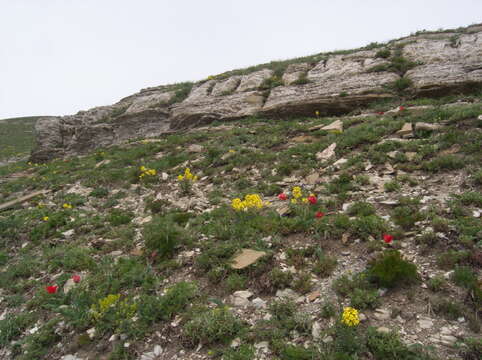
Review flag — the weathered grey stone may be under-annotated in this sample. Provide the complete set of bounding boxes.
[211,76,242,96]
[237,69,274,92]
[282,63,311,85]
[125,92,173,113]
[30,26,482,161]
[261,53,398,118]
[170,91,264,129]
[404,32,482,94]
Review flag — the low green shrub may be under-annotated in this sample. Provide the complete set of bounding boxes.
[183,307,243,346]
[367,250,419,288]
[143,216,185,259]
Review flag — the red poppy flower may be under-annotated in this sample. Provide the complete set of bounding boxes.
[307,196,317,204]
[377,111,384,115]
[383,234,393,244]
[72,275,81,283]
[399,106,405,111]
[278,193,288,201]
[46,285,58,294]
[315,211,325,218]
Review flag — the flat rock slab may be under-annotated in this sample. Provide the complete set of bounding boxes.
[397,123,413,136]
[231,249,267,269]
[0,190,50,212]
[321,120,343,133]
[316,143,337,161]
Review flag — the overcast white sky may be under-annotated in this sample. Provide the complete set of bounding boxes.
[1,0,481,119]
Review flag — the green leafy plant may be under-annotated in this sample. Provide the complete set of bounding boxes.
[367,250,419,288]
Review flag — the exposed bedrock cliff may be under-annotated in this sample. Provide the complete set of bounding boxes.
[30,25,482,162]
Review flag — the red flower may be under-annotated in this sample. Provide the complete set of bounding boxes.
[307,196,317,204]
[377,111,384,115]
[383,234,393,244]
[278,193,288,201]
[399,106,405,111]
[72,275,81,283]
[46,285,58,294]
[315,211,325,218]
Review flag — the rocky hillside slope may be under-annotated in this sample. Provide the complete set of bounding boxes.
[30,24,482,162]
[1,25,481,360]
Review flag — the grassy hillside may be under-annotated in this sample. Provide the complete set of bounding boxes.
[0,93,481,359]
[0,116,44,162]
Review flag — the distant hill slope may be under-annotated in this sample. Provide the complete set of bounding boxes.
[0,116,47,162]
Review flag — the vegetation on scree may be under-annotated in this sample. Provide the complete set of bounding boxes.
[0,56,481,359]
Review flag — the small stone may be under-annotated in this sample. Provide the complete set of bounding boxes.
[377,326,390,334]
[292,135,315,143]
[231,249,266,269]
[439,335,457,346]
[231,338,241,348]
[233,290,253,299]
[62,229,75,238]
[254,341,270,352]
[359,313,367,322]
[397,123,413,137]
[405,152,417,161]
[457,317,465,323]
[252,297,267,309]
[316,143,337,161]
[321,120,343,133]
[187,144,204,153]
[333,158,348,168]
[63,278,76,294]
[305,173,320,185]
[415,122,442,131]
[307,291,320,302]
[109,334,118,342]
[341,251,350,256]
[322,335,333,343]
[417,318,433,329]
[312,321,321,340]
[61,356,82,360]
[276,288,298,300]
[86,327,96,339]
[374,308,390,321]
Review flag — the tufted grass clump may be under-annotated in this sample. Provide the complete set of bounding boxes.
[183,307,244,346]
[391,197,424,230]
[367,250,419,288]
[143,216,186,259]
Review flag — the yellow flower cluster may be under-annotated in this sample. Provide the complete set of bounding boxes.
[91,294,120,320]
[231,194,269,211]
[341,307,360,327]
[177,168,198,182]
[139,165,157,179]
[62,203,73,209]
[91,294,137,324]
[42,216,49,221]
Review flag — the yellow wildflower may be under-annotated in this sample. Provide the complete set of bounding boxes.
[62,203,73,209]
[302,198,308,204]
[178,168,197,182]
[291,198,297,204]
[292,186,302,199]
[341,307,359,327]
[231,194,268,211]
[315,110,320,117]
[42,216,49,221]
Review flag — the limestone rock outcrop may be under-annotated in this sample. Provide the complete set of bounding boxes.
[30,24,482,161]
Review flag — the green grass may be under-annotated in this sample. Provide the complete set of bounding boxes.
[0,116,41,161]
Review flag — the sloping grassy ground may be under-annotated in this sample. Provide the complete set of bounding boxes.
[0,94,481,360]
[0,117,42,163]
